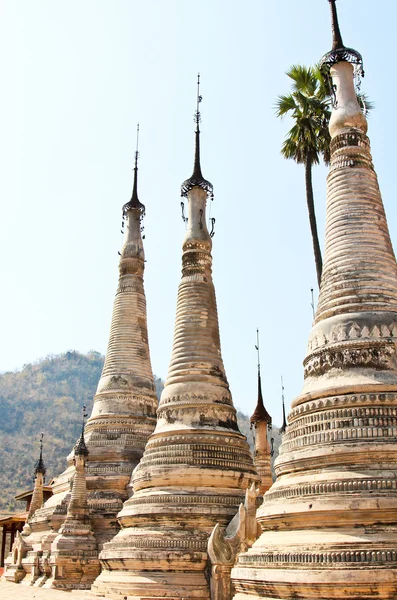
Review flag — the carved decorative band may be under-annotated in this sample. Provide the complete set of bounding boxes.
[147,433,248,448]
[288,405,397,430]
[127,494,242,506]
[303,341,395,378]
[290,393,397,421]
[329,156,373,171]
[85,465,131,475]
[330,131,370,153]
[108,537,207,551]
[159,394,233,407]
[264,478,397,502]
[239,550,397,566]
[308,322,397,353]
[282,426,397,452]
[140,456,254,470]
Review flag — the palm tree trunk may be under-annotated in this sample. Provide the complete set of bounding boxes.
[305,154,322,288]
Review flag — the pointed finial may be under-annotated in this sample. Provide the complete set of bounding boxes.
[320,0,364,77]
[34,432,46,479]
[255,328,260,375]
[310,288,315,319]
[122,123,145,217]
[251,329,272,427]
[181,73,213,199]
[135,122,140,169]
[328,0,344,50]
[75,405,89,457]
[279,376,287,434]
[195,73,202,132]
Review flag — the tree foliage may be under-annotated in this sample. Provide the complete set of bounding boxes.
[0,351,163,511]
[276,64,373,288]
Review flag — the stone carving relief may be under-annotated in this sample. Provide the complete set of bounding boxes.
[207,483,259,600]
[304,341,395,377]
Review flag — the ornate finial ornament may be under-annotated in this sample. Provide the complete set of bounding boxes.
[279,376,287,434]
[74,405,89,457]
[34,432,46,480]
[320,0,364,94]
[251,329,272,427]
[122,123,145,219]
[181,73,214,199]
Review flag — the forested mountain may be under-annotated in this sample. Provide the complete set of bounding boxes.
[0,352,280,512]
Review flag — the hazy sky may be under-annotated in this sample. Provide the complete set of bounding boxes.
[0,0,396,425]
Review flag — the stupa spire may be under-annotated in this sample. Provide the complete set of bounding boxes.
[329,0,343,49]
[251,330,272,426]
[250,330,272,496]
[33,432,46,479]
[320,0,364,76]
[232,4,397,599]
[27,433,46,521]
[279,376,287,435]
[93,76,258,599]
[123,123,145,215]
[181,73,213,198]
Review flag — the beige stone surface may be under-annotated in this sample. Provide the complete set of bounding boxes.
[231,41,397,600]
[92,122,258,599]
[0,579,98,599]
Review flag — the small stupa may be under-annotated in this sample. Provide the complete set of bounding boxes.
[48,409,100,589]
[3,434,46,584]
[92,75,258,600]
[232,2,397,599]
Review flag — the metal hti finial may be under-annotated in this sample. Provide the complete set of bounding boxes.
[279,376,287,434]
[122,123,145,222]
[311,288,315,319]
[255,328,260,375]
[34,432,46,480]
[320,0,364,86]
[329,0,344,50]
[135,122,140,168]
[195,73,202,131]
[181,73,213,199]
[75,405,89,457]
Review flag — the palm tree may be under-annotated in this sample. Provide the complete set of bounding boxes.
[276,65,331,288]
[276,65,372,289]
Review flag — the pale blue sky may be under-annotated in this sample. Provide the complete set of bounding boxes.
[0,0,396,425]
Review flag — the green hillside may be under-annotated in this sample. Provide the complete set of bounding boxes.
[0,352,280,512]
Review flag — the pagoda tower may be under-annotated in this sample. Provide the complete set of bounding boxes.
[12,132,158,585]
[232,2,397,599]
[92,75,258,600]
[3,435,46,584]
[48,418,100,589]
[250,331,273,496]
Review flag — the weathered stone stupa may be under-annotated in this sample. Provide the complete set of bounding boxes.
[5,132,158,585]
[49,418,100,589]
[3,435,46,584]
[92,76,258,600]
[232,2,397,599]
